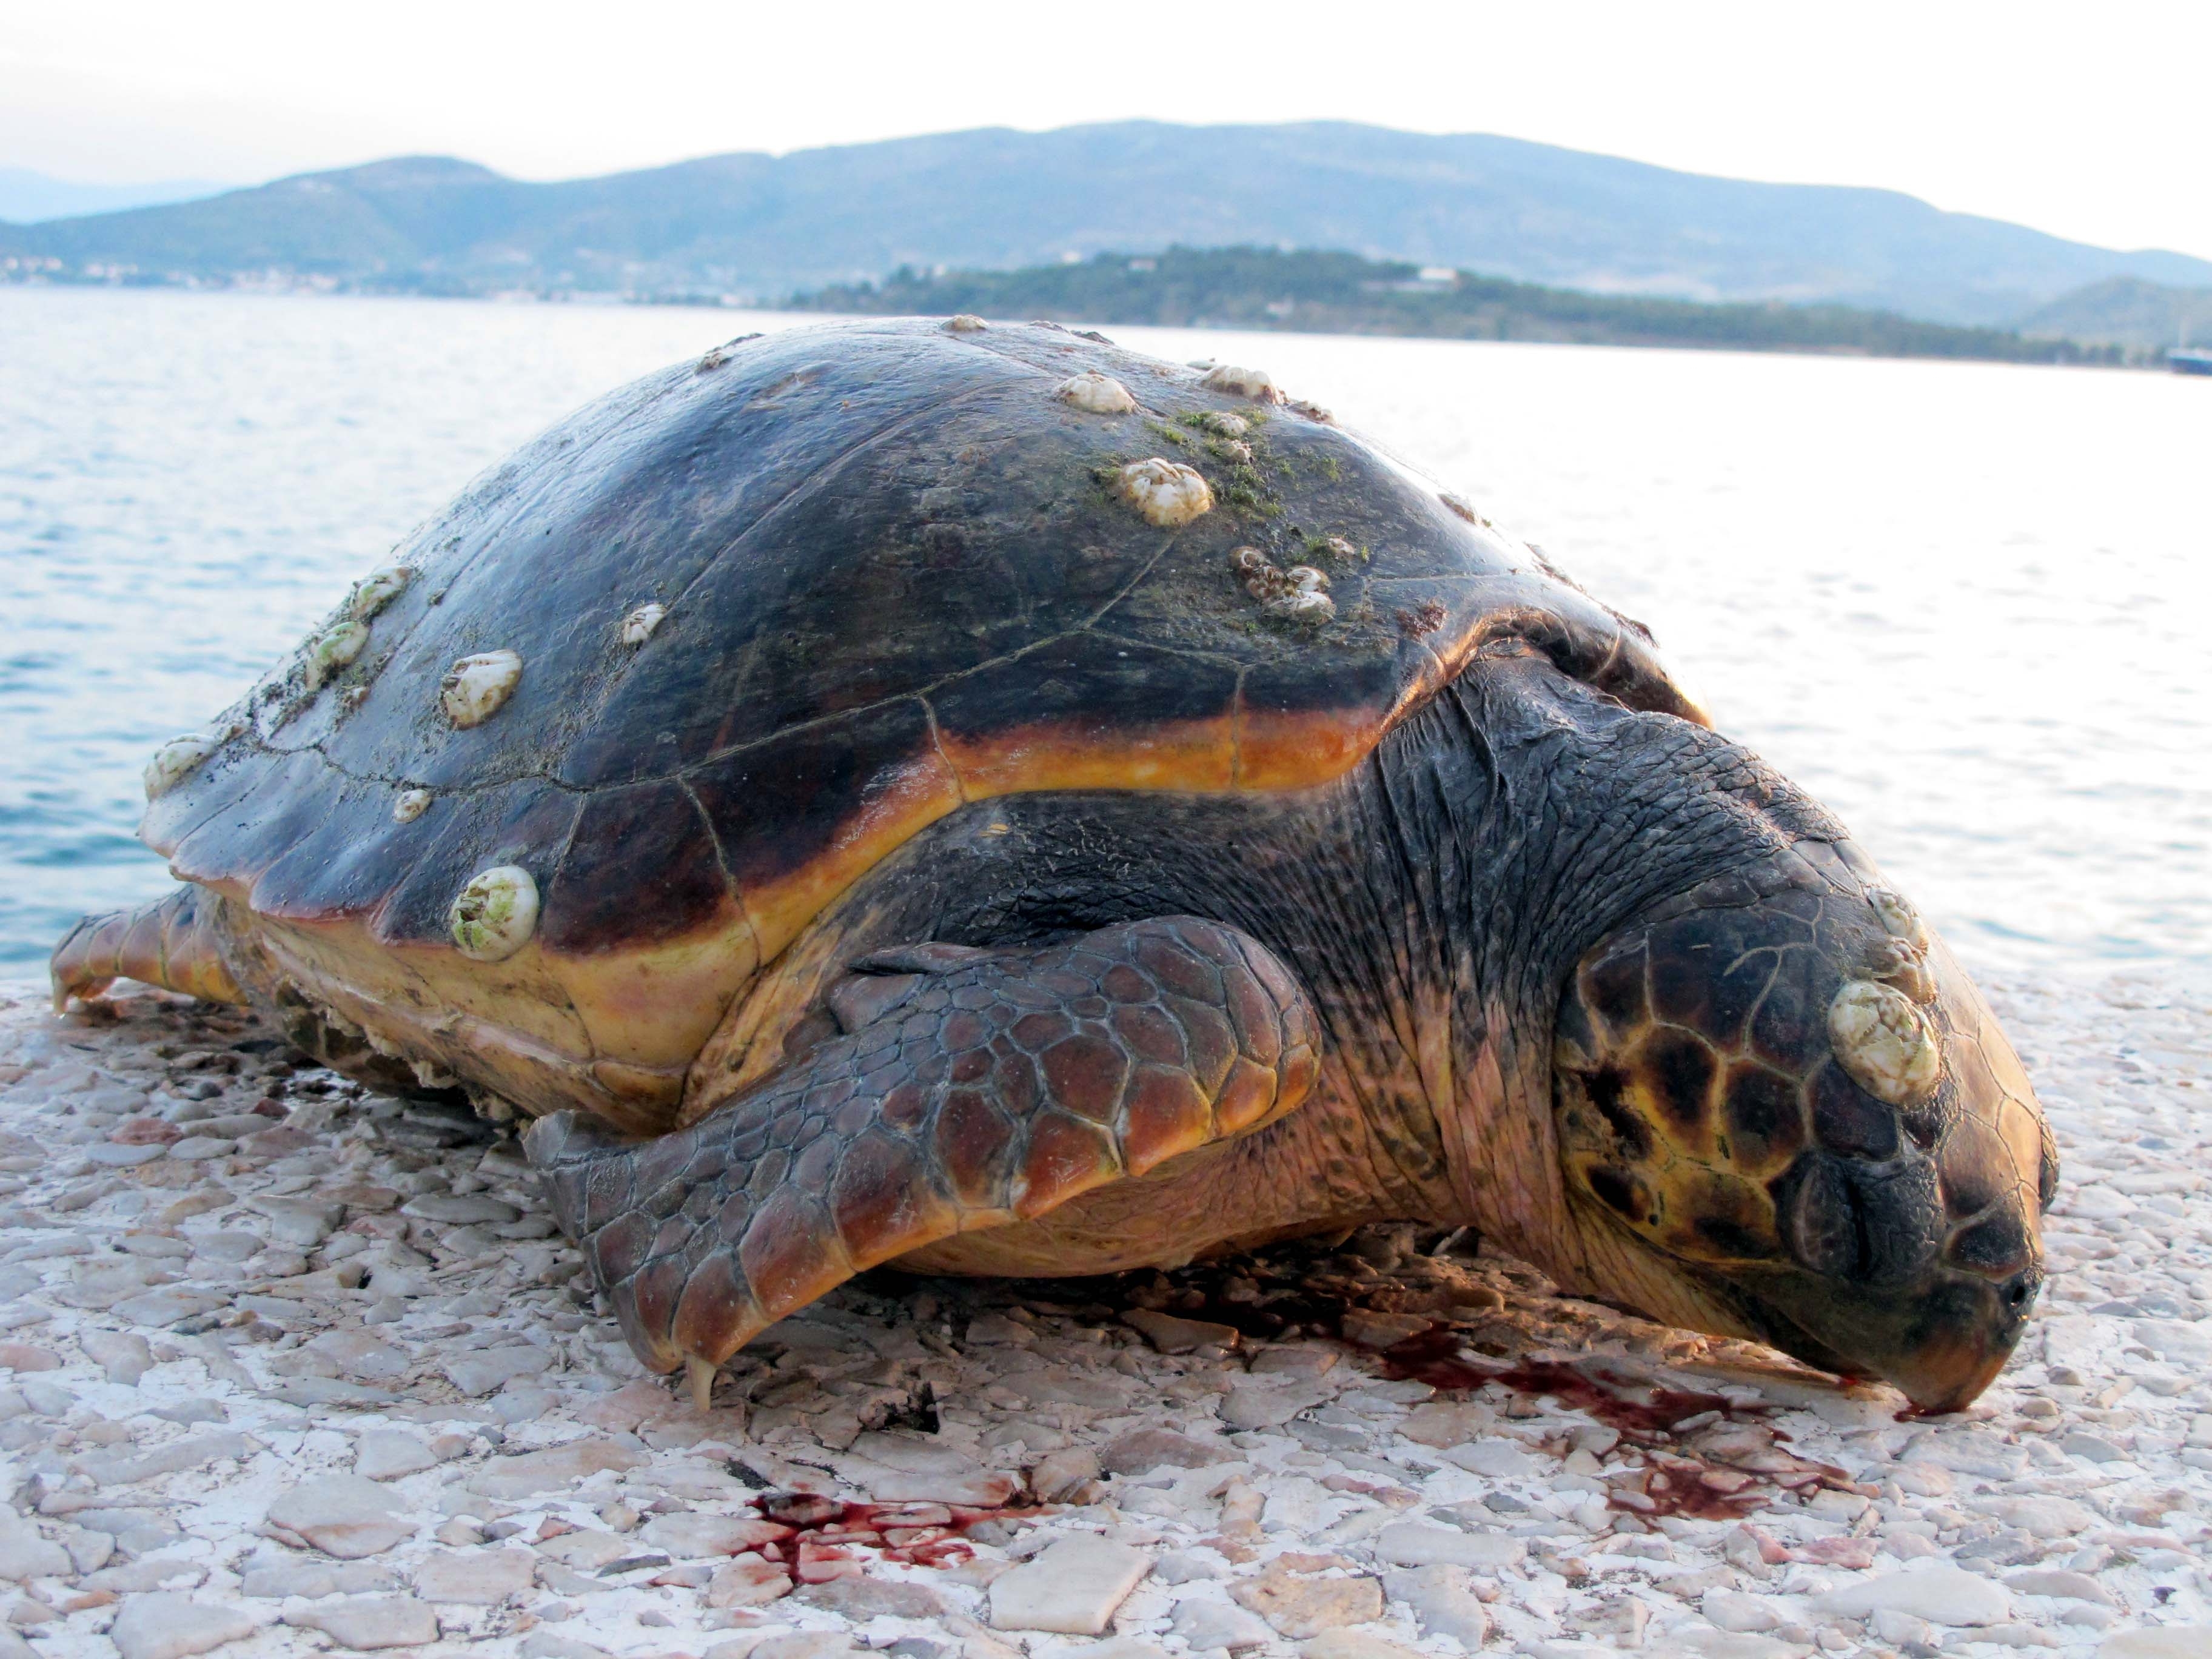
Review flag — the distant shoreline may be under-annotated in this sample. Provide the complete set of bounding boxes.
[781,247,2141,370]
[4,258,2150,373]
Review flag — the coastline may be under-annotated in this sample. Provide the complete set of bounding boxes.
[0,965,2202,1658]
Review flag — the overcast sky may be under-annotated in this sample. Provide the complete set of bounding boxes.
[5,1,2208,260]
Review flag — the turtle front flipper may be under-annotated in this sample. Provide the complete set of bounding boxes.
[525,916,1321,1401]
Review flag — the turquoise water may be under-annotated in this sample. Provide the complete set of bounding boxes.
[2,287,2206,976]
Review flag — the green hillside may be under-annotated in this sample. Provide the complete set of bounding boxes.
[787,248,2129,366]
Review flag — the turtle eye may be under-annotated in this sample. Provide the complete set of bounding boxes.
[1476,602,1709,727]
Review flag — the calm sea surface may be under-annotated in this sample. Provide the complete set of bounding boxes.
[2,288,2207,977]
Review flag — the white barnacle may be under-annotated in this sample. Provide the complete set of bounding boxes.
[1866,886,1932,953]
[449,865,540,962]
[1195,412,1249,438]
[347,565,414,620]
[304,618,370,688]
[392,788,433,823]
[1114,458,1213,528]
[943,314,988,333]
[1201,363,1287,406]
[1828,979,1942,1105]
[1264,567,1335,623]
[440,649,522,728]
[144,734,218,800]
[1054,370,1138,415]
[620,603,668,646]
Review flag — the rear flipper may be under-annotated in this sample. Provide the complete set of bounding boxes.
[525,916,1321,1401]
[50,885,244,1012]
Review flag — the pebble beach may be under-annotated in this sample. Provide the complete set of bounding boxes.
[0,967,2201,1659]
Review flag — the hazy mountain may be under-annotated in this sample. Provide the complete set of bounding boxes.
[11,123,2211,327]
[0,167,230,224]
[2016,276,2212,349]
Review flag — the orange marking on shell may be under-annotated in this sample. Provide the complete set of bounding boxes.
[1212,1055,1281,1134]
[732,748,965,965]
[935,717,1236,799]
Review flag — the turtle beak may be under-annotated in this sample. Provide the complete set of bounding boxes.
[1552,862,2056,1415]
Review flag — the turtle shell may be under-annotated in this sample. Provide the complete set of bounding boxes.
[142,318,1697,1124]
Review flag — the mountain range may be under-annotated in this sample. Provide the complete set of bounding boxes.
[7,122,2210,329]
[0,167,230,225]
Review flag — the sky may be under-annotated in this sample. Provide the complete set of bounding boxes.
[4,1,2209,261]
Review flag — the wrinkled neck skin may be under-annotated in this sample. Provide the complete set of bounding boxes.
[1356,648,1858,1301]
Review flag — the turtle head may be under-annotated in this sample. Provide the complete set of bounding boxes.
[1550,868,2055,1413]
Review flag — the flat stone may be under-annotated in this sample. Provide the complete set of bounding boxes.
[2008,1569,2117,1606]
[639,1513,789,1558]
[401,1193,520,1224]
[167,1136,236,1161]
[1339,1309,1432,1349]
[1301,1633,1429,1659]
[106,1593,256,1659]
[537,1530,636,1570]
[411,1547,534,1604]
[0,1344,59,1373]
[705,1557,794,1608]
[799,1575,948,1617]
[1099,1427,1234,1475]
[82,1330,156,1384]
[444,1346,545,1396]
[1977,1495,2100,1539]
[1121,1309,1242,1353]
[1442,1438,1540,1478]
[266,1474,414,1558]
[0,1515,72,1580]
[841,1432,1020,1506]
[1232,1566,1385,1638]
[84,1556,207,1593]
[111,1289,226,1326]
[1373,1522,1524,1569]
[1819,1565,2011,1627]
[281,1594,440,1649]
[74,1430,256,1487]
[468,1438,648,1498]
[86,1141,168,1167]
[521,1637,618,1659]
[306,1329,411,1384]
[354,1430,438,1481]
[250,1198,341,1247]
[991,1535,1153,1634]
[1172,1597,1276,1651]
[1704,1590,1787,1633]
[1221,1381,1330,1432]
[2102,1632,2212,1659]
[240,1561,395,1599]
[1384,1563,1489,1648]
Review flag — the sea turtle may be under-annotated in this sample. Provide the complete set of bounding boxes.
[53,318,2054,1414]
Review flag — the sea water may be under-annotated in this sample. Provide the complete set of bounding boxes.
[2,287,2206,976]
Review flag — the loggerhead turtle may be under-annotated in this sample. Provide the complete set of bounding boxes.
[53,318,2054,1414]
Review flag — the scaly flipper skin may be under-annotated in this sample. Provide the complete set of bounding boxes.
[525,917,1320,1389]
[50,885,243,1012]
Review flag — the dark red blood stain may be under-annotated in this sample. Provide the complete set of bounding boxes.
[1371,1331,1781,1519]
[747,1493,1054,1570]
